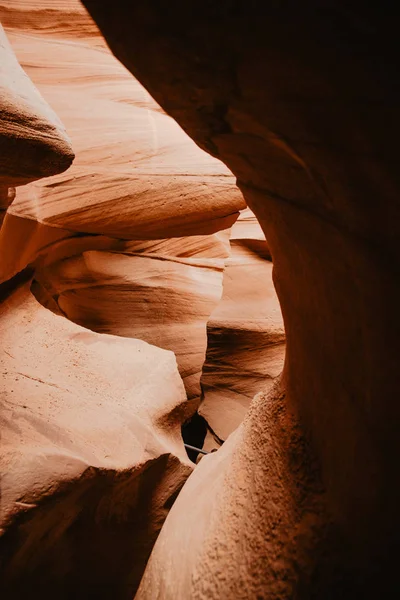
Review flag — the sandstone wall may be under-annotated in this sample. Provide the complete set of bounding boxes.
[82,2,400,597]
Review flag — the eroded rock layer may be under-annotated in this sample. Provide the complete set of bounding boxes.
[200,208,285,441]
[34,239,228,401]
[0,1,244,403]
[0,22,74,189]
[0,282,192,599]
[1,1,243,246]
[82,2,400,598]
[0,15,73,232]
[0,3,246,597]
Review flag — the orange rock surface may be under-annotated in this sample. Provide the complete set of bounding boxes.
[0,0,245,403]
[200,208,285,441]
[0,3,246,596]
[82,1,400,598]
[0,282,192,598]
[0,2,296,598]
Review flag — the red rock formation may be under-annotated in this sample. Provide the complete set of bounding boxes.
[34,245,227,401]
[0,4,247,597]
[0,1,245,404]
[0,282,192,599]
[200,208,285,441]
[82,2,400,598]
[0,23,73,188]
[0,19,73,226]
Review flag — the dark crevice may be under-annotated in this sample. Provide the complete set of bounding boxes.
[181,413,208,462]
[0,266,34,303]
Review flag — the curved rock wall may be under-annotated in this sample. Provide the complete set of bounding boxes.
[0,3,256,597]
[0,7,197,596]
[34,246,226,401]
[0,0,245,406]
[200,208,285,442]
[0,0,288,595]
[82,1,400,597]
[0,22,74,188]
[0,282,192,599]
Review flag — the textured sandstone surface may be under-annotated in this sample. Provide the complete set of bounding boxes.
[0,1,244,404]
[136,387,338,600]
[0,4,280,597]
[200,208,285,440]
[2,2,244,242]
[0,282,192,599]
[34,242,228,401]
[82,2,400,598]
[0,3,237,596]
[5,0,393,597]
[0,23,73,188]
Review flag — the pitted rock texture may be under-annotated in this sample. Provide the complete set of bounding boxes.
[83,2,400,598]
[135,386,342,600]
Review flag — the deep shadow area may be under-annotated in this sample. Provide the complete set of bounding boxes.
[0,455,190,600]
[81,1,400,597]
[181,413,208,462]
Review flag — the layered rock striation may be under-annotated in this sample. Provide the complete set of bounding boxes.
[200,208,285,442]
[0,1,245,405]
[83,2,400,598]
[0,1,299,598]
[0,4,249,597]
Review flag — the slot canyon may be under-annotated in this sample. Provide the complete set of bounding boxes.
[0,1,399,599]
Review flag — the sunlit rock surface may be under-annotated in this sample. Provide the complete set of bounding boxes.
[0,17,73,229]
[0,282,192,599]
[0,2,244,597]
[2,1,243,245]
[0,0,244,403]
[0,2,300,599]
[34,239,229,401]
